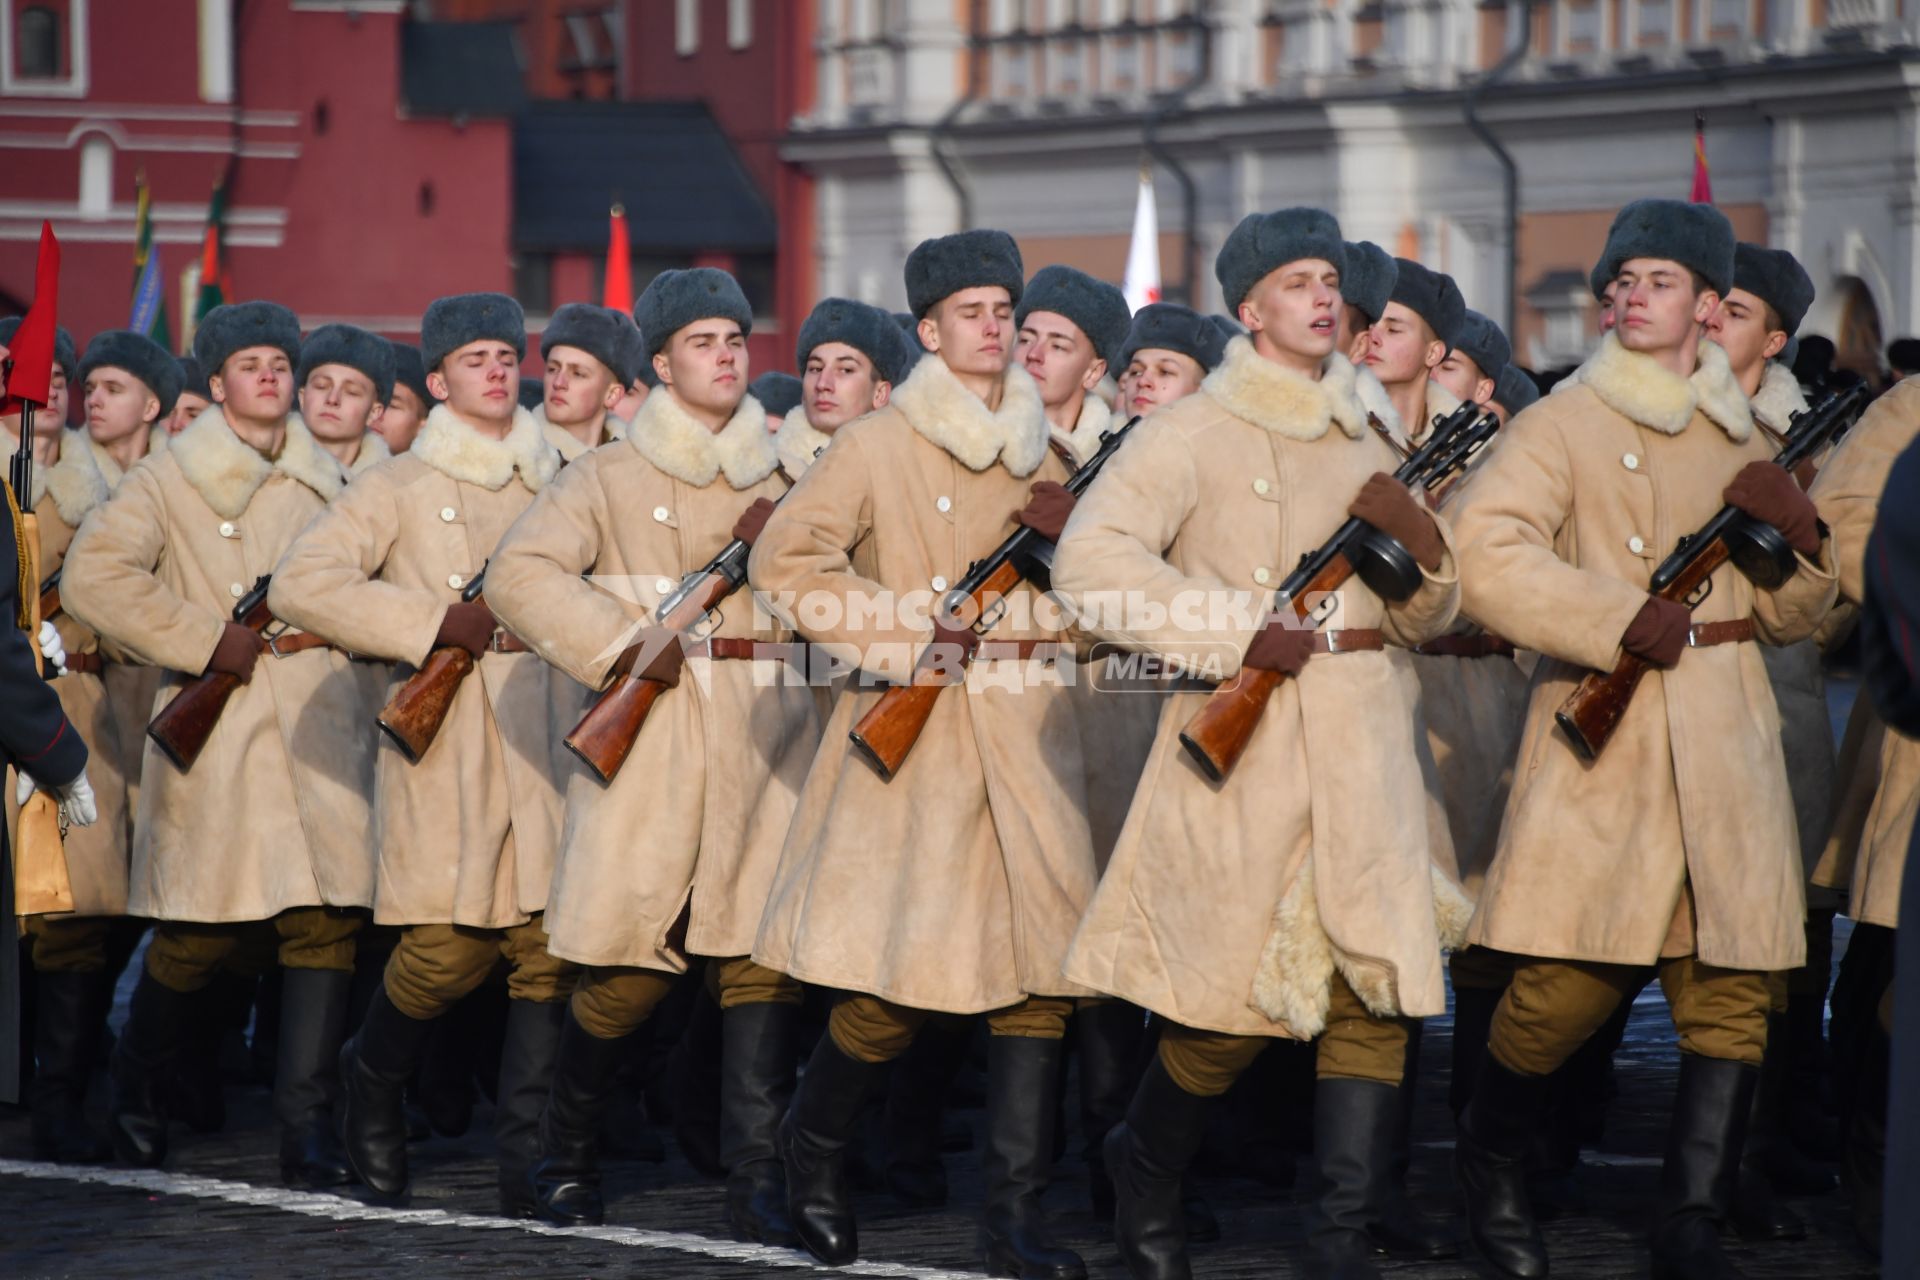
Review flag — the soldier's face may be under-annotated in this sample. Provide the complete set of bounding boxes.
[212,346,295,422]
[803,341,886,434]
[921,288,1014,380]
[1363,302,1444,388]
[1615,258,1718,356]
[612,382,648,423]
[1126,349,1206,417]
[83,367,161,447]
[374,384,428,452]
[429,341,520,426]
[543,345,620,428]
[657,320,748,422]
[300,363,383,445]
[1705,287,1786,378]
[43,369,68,433]
[1433,350,1495,407]
[1016,311,1105,410]
[1239,259,1340,371]
[168,390,211,434]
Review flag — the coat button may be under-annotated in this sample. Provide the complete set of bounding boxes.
[228,582,245,598]
[218,521,236,538]
[654,577,675,595]
[935,496,952,513]
[1253,478,1271,495]
[652,506,670,522]
[1628,536,1646,555]
[1253,567,1272,585]
[930,576,949,592]
[1622,453,1639,471]
[439,507,456,522]
[447,574,464,589]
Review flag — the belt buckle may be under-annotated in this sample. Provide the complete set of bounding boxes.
[1686,625,1702,649]
[265,623,294,659]
[1322,630,1346,655]
[488,628,511,654]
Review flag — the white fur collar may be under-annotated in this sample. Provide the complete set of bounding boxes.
[411,404,560,494]
[169,406,344,518]
[1355,365,1402,439]
[627,387,776,489]
[888,355,1049,477]
[349,429,391,477]
[773,410,833,479]
[1749,360,1808,438]
[1580,332,1753,441]
[535,404,623,464]
[1202,336,1367,441]
[1051,393,1116,466]
[41,430,110,526]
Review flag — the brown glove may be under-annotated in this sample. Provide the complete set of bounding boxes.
[1724,459,1822,556]
[1013,480,1077,542]
[921,612,981,678]
[1243,617,1316,676]
[435,601,496,659]
[1621,596,1692,668]
[1348,472,1445,571]
[611,626,686,687]
[731,497,778,547]
[206,622,266,682]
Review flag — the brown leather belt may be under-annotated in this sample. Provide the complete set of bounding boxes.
[1307,628,1384,655]
[1688,618,1754,648]
[975,639,1066,661]
[267,631,333,658]
[692,638,803,664]
[60,652,104,676]
[1415,633,1516,659]
[488,631,530,654]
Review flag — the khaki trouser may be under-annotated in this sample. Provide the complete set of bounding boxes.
[1449,943,1518,992]
[23,913,116,974]
[1489,954,1770,1076]
[831,992,1074,1065]
[383,914,574,1019]
[572,956,800,1041]
[1157,971,1411,1096]
[145,907,363,994]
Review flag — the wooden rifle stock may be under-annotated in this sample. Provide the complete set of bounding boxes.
[566,548,748,784]
[147,575,273,770]
[38,567,61,622]
[11,402,75,912]
[377,569,486,763]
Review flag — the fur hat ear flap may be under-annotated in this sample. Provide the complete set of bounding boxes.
[193,301,302,379]
[297,323,397,404]
[77,330,185,417]
[422,293,526,371]
[1600,198,1737,297]
[904,229,1025,319]
[1014,264,1132,369]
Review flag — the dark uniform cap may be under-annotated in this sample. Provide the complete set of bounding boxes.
[1214,207,1346,312]
[421,292,526,371]
[76,330,185,418]
[904,229,1025,319]
[297,323,397,404]
[1014,265,1132,370]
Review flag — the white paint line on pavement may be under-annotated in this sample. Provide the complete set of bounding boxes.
[0,1158,987,1279]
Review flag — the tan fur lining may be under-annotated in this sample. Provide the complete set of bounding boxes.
[627,388,776,489]
[1355,365,1402,438]
[1248,861,1471,1035]
[773,410,833,481]
[1579,331,1753,441]
[1690,339,1754,443]
[350,429,392,477]
[169,406,343,517]
[1749,360,1809,439]
[1051,392,1115,466]
[90,435,134,490]
[1202,336,1367,442]
[411,404,560,494]
[888,355,1049,477]
[41,429,110,526]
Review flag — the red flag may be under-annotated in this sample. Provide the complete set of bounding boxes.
[1690,112,1713,204]
[3,221,61,411]
[603,204,633,313]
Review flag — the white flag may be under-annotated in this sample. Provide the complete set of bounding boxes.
[1122,169,1161,313]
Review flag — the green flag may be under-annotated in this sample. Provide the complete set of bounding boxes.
[129,172,173,351]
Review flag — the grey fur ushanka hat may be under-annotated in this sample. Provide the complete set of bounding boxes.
[76,330,184,417]
[1387,259,1468,354]
[1214,208,1346,312]
[633,268,753,359]
[796,298,915,386]
[176,355,211,400]
[1495,364,1541,415]
[1451,310,1512,380]
[421,292,525,371]
[1598,198,1736,297]
[1120,303,1229,373]
[749,371,803,418]
[387,342,432,406]
[193,301,302,376]
[1732,243,1816,337]
[1014,265,1131,370]
[1341,241,1398,325]
[543,302,646,386]
[904,229,1025,319]
[297,323,396,404]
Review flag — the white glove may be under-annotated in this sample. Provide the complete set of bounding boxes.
[37,619,66,674]
[15,768,97,827]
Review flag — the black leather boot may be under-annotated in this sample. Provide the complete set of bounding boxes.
[669,983,725,1177]
[1076,1001,1144,1221]
[1369,1025,1457,1259]
[31,968,111,1163]
[980,1036,1086,1280]
[1844,1025,1888,1258]
[1730,1013,1805,1241]
[1107,1057,1210,1280]
[1448,985,1502,1117]
[275,968,356,1189]
[883,1013,971,1208]
[720,1001,801,1246]
[1649,1053,1759,1280]
[531,1008,631,1225]
[782,1033,882,1266]
[1304,1078,1395,1280]
[109,969,197,1167]
[1455,1056,1550,1279]
[495,999,565,1218]
[338,986,437,1201]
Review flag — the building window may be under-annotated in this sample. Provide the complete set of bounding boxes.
[727,0,751,48]
[675,0,699,56]
[515,253,553,315]
[4,0,86,95]
[77,133,110,219]
[17,4,56,77]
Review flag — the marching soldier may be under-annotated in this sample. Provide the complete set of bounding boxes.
[777,297,912,482]
[485,268,822,1242]
[1361,259,1468,443]
[1116,303,1228,420]
[1052,209,1467,1280]
[296,324,395,476]
[1433,311,1509,409]
[13,331,178,1161]
[750,229,1096,1278]
[0,319,73,465]
[165,356,212,439]
[1014,264,1130,465]
[373,343,431,455]
[1449,199,1839,1280]
[62,302,378,1186]
[269,293,572,1214]
[537,303,642,462]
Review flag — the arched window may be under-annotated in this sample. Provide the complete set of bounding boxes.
[78,134,111,218]
[18,6,60,79]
